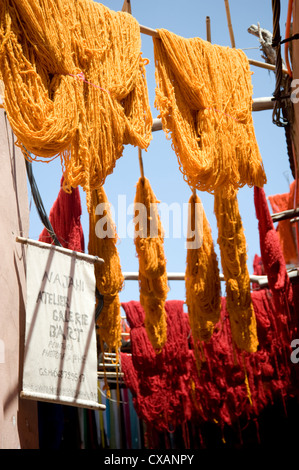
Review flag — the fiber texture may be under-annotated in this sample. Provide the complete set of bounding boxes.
[121,300,192,436]
[254,186,293,319]
[0,0,152,211]
[191,291,296,437]
[134,177,169,351]
[121,293,297,445]
[185,193,221,358]
[88,187,124,354]
[153,29,266,195]
[214,191,258,353]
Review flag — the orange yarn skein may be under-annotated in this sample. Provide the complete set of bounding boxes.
[214,190,258,353]
[185,194,221,353]
[153,29,266,195]
[88,187,124,354]
[153,28,262,354]
[0,0,152,211]
[134,177,169,351]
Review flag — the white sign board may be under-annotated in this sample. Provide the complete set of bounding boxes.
[21,242,105,410]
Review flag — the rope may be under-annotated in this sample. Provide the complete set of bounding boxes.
[272,0,289,127]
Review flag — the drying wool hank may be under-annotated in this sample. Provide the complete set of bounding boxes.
[254,186,294,325]
[88,187,124,356]
[121,291,297,446]
[214,190,258,353]
[191,291,296,440]
[0,0,152,212]
[39,177,84,252]
[253,187,299,412]
[134,177,169,351]
[153,29,266,195]
[185,193,221,367]
[268,181,299,265]
[121,300,193,439]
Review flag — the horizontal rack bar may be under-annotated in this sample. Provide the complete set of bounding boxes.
[99,363,122,368]
[124,271,266,283]
[97,371,124,378]
[271,208,299,223]
[139,24,289,75]
[152,97,274,132]
[16,236,104,264]
[123,270,299,287]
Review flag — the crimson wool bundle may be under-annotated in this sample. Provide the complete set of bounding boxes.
[121,300,194,436]
[254,186,293,321]
[39,177,84,252]
[121,288,296,445]
[268,181,299,265]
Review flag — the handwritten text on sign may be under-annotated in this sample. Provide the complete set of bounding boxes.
[22,243,103,410]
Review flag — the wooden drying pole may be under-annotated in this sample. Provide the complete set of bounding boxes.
[271,207,299,223]
[121,0,131,14]
[122,270,299,287]
[152,98,276,132]
[16,236,104,264]
[224,0,236,48]
[206,16,211,43]
[139,24,289,75]
[122,0,146,181]
[138,147,145,182]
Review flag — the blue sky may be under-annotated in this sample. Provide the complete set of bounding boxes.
[28,0,292,303]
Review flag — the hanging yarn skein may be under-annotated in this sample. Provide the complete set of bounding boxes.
[88,187,124,355]
[153,29,266,195]
[153,28,263,353]
[134,177,169,351]
[214,190,258,353]
[0,0,152,211]
[254,186,294,315]
[185,193,221,367]
[39,177,85,253]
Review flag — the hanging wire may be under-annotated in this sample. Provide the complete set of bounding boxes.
[25,157,62,247]
[24,151,104,319]
[271,0,289,127]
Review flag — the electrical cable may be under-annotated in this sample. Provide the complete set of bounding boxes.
[25,154,104,319]
[272,0,289,127]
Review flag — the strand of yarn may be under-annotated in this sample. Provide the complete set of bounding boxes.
[185,193,221,370]
[134,177,169,351]
[153,29,266,195]
[214,190,258,353]
[88,187,124,356]
[0,0,152,212]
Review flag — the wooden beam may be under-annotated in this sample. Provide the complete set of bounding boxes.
[271,207,299,222]
[224,0,236,48]
[151,97,275,132]
[139,24,289,74]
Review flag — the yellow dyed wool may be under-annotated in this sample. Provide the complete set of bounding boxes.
[214,190,258,353]
[134,177,169,351]
[0,0,152,211]
[153,29,266,195]
[185,194,221,352]
[88,187,124,354]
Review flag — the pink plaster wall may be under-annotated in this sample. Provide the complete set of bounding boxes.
[0,109,38,448]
